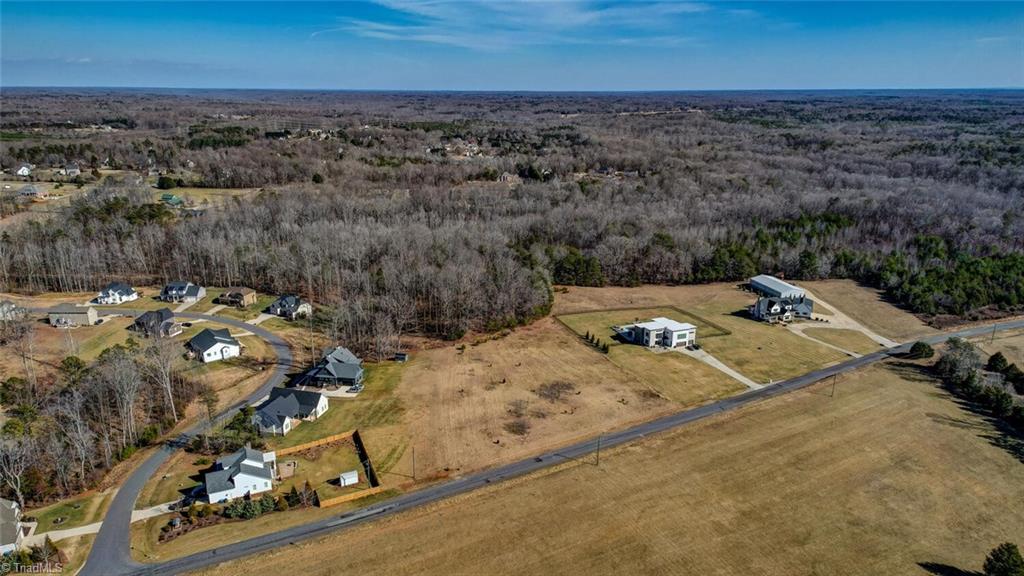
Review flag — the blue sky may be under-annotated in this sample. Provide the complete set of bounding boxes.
[1,1,1022,90]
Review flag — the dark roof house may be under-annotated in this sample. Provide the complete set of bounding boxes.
[253,388,328,436]
[303,346,364,387]
[133,308,179,337]
[268,294,312,320]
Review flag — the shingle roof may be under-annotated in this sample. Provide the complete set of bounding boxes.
[102,282,135,296]
[256,388,324,424]
[189,328,239,353]
[135,308,173,333]
[271,294,304,311]
[205,447,274,496]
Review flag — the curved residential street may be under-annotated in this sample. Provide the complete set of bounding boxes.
[61,307,1024,576]
[35,308,298,576]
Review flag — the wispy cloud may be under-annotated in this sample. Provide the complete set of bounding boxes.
[975,35,1009,44]
[312,0,709,50]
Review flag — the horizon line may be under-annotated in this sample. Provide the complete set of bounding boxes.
[2,85,1023,94]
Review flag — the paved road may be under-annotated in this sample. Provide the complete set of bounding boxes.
[91,317,1024,576]
[54,308,296,576]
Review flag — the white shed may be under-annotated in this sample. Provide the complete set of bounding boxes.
[339,470,359,487]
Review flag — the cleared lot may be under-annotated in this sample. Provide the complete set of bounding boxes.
[555,284,850,384]
[801,279,937,342]
[200,361,1024,576]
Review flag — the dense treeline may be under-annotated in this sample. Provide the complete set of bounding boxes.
[0,324,202,505]
[1,90,1023,348]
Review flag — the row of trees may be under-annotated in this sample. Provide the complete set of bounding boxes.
[934,338,1024,429]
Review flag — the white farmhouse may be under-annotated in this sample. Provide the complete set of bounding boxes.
[187,328,241,363]
[203,447,276,503]
[96,281,139,305]
[617,317,697,348]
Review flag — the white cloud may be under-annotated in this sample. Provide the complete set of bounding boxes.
[312,0,711,50]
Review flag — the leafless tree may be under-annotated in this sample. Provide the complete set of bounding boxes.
[142,336,181,423]
[0,435,34,509]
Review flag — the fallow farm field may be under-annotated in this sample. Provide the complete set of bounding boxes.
[200,360,1024,576]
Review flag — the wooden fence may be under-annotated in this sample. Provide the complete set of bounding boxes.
[317,485,388,508]
[275,430,354,456]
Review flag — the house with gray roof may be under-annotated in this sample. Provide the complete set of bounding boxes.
[187,328,240,363]
[17,184,40,197]
[202,446,276,503]
[0,498,24,554]
[749,296,814,324]
[159,281,206,303]
[302,346,364,389]
[252,388,329,436]
[132,308,181,338]
[48,304,98,327]
[96,281,139,305]
[268,294,312,320]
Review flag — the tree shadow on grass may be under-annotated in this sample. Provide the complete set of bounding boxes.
[884,360,1024,465]
[917,562,980,576]
[884,360,936,384]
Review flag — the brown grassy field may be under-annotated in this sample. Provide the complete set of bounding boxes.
[394,316,681,481]
[557,306,743,402]
[0,317,135,381]
[803,327,887,355]
[198,360,1024,576]
[972,329,1024,367]
[801,279,937,341]
[554,284,849,384]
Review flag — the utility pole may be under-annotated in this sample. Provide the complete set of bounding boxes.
[595,434,601,467]
[831,373,837,398]
[991,324,997,345]
[411,446,416,481]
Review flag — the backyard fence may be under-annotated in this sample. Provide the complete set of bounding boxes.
[276,430,355,456]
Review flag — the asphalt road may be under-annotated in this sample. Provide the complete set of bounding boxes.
[61,308,295,576]
[68,311,1024,576]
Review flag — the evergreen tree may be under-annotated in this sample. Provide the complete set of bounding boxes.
[984,542,1024,576]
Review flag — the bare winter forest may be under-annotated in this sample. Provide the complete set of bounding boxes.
[2,89,1023,348]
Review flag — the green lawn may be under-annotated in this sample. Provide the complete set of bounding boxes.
[138,454,206,508]
[28,491,112,534]
[186,289,225,313]
[278,445,366,499]
[264,362,406,450]
[75,317,136,361]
